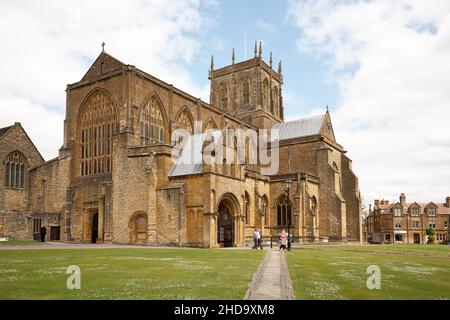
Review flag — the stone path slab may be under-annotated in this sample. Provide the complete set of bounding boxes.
[245,249,294,300]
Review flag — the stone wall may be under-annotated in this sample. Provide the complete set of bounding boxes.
[341,155,362,242]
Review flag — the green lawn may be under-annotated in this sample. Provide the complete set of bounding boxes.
[0,240,45,246]
[287,245,450,300]
[0,248,264,300]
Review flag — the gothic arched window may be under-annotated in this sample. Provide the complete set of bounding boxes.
[220,86,228,111]
[310,196,317,215]
[276,195,291,226]
[244,192,251,224]
[140,96,165,145]
[173,107,194,144]
[262,195,269,225]
[4,152,26,189]
[242,80,250,105]
[273,86,279,116]
[333,162,342,194]
[203,117,218,132]
[263,78,270,111]
[80,90,118,176]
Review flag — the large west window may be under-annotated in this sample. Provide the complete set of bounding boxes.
[4,152,26,189]
[80,91,118,176]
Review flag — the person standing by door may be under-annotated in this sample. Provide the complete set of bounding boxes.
[40,226,47,242]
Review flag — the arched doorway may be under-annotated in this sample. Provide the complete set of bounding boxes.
[217,202,234,247]
[129,212,148,244]
[91,213,98,243]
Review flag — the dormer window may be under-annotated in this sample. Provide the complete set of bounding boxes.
[411,208,419,216]
[427,208,436,216]
[394,208,401,216]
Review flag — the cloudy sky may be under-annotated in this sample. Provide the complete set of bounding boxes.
[0,0,449,206]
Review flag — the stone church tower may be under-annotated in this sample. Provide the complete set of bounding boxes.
[209,42,283,129]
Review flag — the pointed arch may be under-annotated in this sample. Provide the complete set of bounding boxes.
[275,193,292,227]
[174,106,194,135]
[263,78,270,111]
[139,92,169,145]
[128,211,148,244]
[242,78,250,105]
[273,85,279,116]
[76,88,118,128]
[4,151,27,189]
[77,88,118,176]
[217,192,241,216]
[203,116,218,132]
[219,84,228,111]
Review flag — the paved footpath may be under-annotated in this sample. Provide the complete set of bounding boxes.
[245,249,294,300]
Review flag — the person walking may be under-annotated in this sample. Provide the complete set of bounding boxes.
[252,229,259,249]
[40,226,47,242]
[256,229,263,250]
[279,230,287,251]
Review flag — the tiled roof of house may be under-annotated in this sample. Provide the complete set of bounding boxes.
[379,202,450,215]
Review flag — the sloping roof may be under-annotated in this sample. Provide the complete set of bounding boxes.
[379,202,450,215]
[0,125,13,138]
[271,114,326,141]
[168,131,223,178]
[80,51,126,82]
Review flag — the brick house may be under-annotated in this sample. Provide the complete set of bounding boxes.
[365,194,450,244]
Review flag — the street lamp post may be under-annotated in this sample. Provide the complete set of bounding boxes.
[285,178,293,251]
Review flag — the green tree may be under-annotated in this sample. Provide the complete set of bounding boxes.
[425,227,435,244]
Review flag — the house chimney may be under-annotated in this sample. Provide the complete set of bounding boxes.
[446,196,450,208]
[374,200,379,207]
[400,193,406,206]
[369,204,372,213]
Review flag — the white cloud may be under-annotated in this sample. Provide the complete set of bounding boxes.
[288,0,450,205]
[0,95,64,160]
[256,20,278,33]
[0,0,214,159]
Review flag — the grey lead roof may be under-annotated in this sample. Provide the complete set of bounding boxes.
[168,131,222,177]
[169,114,326,177]
[271,114,325,141]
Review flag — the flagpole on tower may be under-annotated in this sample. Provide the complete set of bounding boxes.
[244,28,247,60]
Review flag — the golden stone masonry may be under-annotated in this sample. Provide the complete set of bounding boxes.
[0,45,362,247]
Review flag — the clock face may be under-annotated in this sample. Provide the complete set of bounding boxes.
[326,122,332,132]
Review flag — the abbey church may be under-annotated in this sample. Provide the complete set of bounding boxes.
[0,44,362,247]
